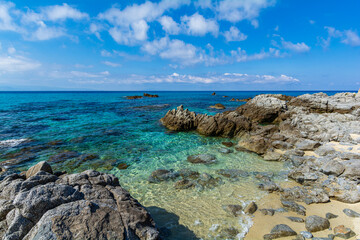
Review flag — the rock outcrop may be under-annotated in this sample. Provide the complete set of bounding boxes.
[161,92,360,205]
[0,162,160,240]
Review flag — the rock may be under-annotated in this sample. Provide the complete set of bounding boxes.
[143,93,159,98]
[195,173,222,189]
[218,148,233,154]
[325,213,338,219]
[315,145,336,156]
[300,231,313,238]
[177,169,199,179]
[216,169,249,179]
[0,200,14,221]
[333,225,355,239]
[260,209,275,216]
[160,105,198,131]
[244,202,257,214]
[187,154,216,164]
[210,103,226,110]
[117,162,129,170]
[320,160,345,176]
[148,169,179,183]
[222,205,243,217]
[263,150,282,161]
[48,151,80,163]
[295,139,321,151]
[126,95,143,99]
[222,142,234,147]
[211,92,216,95]
[341,159,360,180]
[237,136,269,155]
[281,200,306,216]
[258,181,280,193]
[25,161,52,179]
[174,179,194,189]
[305,215,330,232]
[343,208,360,218]
[287,216,304,223]
[263,224,297,239]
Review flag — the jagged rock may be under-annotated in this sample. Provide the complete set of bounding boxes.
[333,225,355,239]
[281,200,306,216]
[187,154,216,164]
[305,215,330,232]
[25,161,52,179]
[281,186,330,204]
[263,224,297,239]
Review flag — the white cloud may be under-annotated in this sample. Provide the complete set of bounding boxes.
[30,24,66,41]
[342,30,360,47]
[230,47,280,62]
[42,3,89,22]
[102,61,121,67]
[142,36,203,65]
[70,70,109,78]
[122,72,299,84]
[101,50,112,57]
[0,55,41,72]
[181,13,218,36]
[282,40,310,52]
[217,0,275,25]
[322,27,360,48]
[7,46,15,54]
[159,16,181,34]
[98,0,189,45]
[0,1,18,31]
[223,26,247,42]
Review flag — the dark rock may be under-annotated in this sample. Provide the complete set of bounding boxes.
[117,163,129,170]
[305,215,330,232]
[177,169,199,180]
[187,154,216,164]
[222,205,243,217]
[281,186,330,204]
[263,224,297,239]
[48,151,80,163]
[126,96,143,99]
[174,179,194,189]
[258,181,281,193]
[281,200,306,216]
[287,216,304,223]
[260,209,275,216]
[244,202,257,214]
[143,93,159,98]
[343,208,360,218]
[216,169,249,179]
[222,142,234,147]
[211,92,216,95]
[210,103,226,110]
[325,213,338,219]
[148,169,179,183]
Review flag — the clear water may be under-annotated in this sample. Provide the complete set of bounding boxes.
[0,91,348,239]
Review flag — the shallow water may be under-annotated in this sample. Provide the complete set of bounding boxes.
[0,91,346,239]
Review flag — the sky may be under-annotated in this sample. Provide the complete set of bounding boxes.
[0,0,359,91]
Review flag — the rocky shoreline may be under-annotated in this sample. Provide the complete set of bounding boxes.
[161,91,360,239]
[0,161,160,240]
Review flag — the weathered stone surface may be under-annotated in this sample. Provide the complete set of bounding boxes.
[343,208,360,218]
[0,163,160,240]
[260,209,275,216]
[320,160,345,176]
[305,215,330,232]
[325,212,338,219]
[148,169,179,183]
[333,225,355,239]
[210,103,226,109]
[263,224,297,240]
[244,201,257,214]
[287,216,304,223]
[25,161,53,179]
[281,200,306,216]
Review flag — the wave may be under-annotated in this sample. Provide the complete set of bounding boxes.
[0,138,29,148]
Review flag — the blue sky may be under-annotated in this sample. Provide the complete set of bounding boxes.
[0,0,359,90]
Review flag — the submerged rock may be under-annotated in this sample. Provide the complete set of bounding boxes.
[222,204,243,217]
[148,169,179,183]
[187,154,216,164]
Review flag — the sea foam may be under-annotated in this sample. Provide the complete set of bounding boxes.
[0,139,29,148]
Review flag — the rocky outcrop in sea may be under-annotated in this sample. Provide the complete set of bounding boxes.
[161,92,360,204]
[0,161,160,240]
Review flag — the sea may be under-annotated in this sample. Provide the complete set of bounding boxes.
[0,91,350,240]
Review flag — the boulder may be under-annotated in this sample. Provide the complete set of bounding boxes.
[305,215,330,232]
[333,225,355,239]
[244,202,257,214]
[295,139,321,151]
[263,224,297,240]
[210,103,226,110]
[281,200,306,216]
[222,205,243,217]
[25,161,52,179]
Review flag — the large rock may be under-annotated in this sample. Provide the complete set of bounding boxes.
[263,224,297,240]
[305,215,330,232]
[0,163,160,240]
[25,161,52,179]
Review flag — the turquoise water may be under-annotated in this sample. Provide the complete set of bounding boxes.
[0,91,348,239]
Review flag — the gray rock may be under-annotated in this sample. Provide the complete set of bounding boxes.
[341,159,360,180]
[218,148,233,154]
[320,160,345,176]
[263,224,297,239]
[260,209,275,216]
[325,213,338,219]
[287,216,304,223]
[300,231,313,238]
[187,154,216,164]
[315,145,336,156]
[281,200,306,216]
[258,181,281,193]
[263,150,282,161]
[305,215,330,232]
[296,139,321,151]
[244,202,257,214]
[343,208,360,218]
